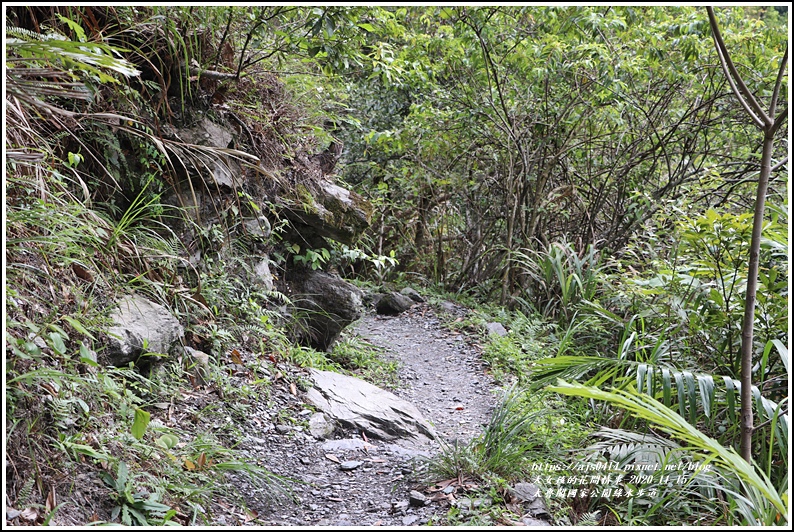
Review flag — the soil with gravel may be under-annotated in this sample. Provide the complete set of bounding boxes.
[240,301,503,526]
[18,301,501,527]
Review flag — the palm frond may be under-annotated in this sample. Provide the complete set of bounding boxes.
[548,380,787,525]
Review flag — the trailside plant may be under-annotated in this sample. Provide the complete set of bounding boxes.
[101,461,175,526]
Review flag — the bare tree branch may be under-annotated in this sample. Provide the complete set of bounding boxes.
[768,45,788,118]
[707,8,773,128]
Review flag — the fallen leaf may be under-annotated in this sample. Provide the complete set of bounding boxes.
[455,406,465,411]
[289,382,297,395]
[274,371,283,381]
[192,291,208,307]
[244,509,258,522]
[20,508,38,521]
[184,459,196,470]
[196,452,207,468]
[230,349,243,365]
[325,453,341,463]
[71,263,94,282]
[46,486,56,512]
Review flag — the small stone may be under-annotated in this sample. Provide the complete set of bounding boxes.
[443,486,455,494]
[485,322,508,337]
[275,424,291,434]
[440,301,457,313]
[339,460,363,471]
[399,287,425,303]
[309,412,336,440]
[402,515,419,526]
[511,482,541,502]
[408,490,426,507]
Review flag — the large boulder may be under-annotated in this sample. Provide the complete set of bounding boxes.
[104,295,184,367]
[283,180,373,245]
[287,269,364,351]
[375,292,414,316]
[305,369,437,441]
[173,117,243,190]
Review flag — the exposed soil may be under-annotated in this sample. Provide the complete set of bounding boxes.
[17,301,501,527]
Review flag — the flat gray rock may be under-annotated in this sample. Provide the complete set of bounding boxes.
[305,369,436,441]
[339,461,363,471]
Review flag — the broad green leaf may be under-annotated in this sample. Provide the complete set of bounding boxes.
[62,315,96,340]
[131,408,151,440]
[48,332,67,355]
[155,434,179,450]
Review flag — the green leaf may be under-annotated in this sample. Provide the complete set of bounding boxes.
[154,434,179,450]
[56,14,87,42]
[24,341,42,357]
[116,461,129,490]
[131,408,151,440]
[62,315,96,340]
[48,332,67,355]
[79,343,99,366]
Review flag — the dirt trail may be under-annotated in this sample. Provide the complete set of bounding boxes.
[250,302,501,526]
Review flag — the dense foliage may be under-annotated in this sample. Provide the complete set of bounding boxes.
[4,5,788,526]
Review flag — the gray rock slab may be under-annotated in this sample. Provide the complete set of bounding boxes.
[305,369,436,441]
[283,179,372,246]
[105,295,184,367]
[253,257,274,291]
[242,216,272,240]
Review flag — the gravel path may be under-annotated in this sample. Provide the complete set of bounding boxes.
[247,302,502,526]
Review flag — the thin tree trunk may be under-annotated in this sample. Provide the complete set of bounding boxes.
[707,6,787,463]
[738,133,774,461]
